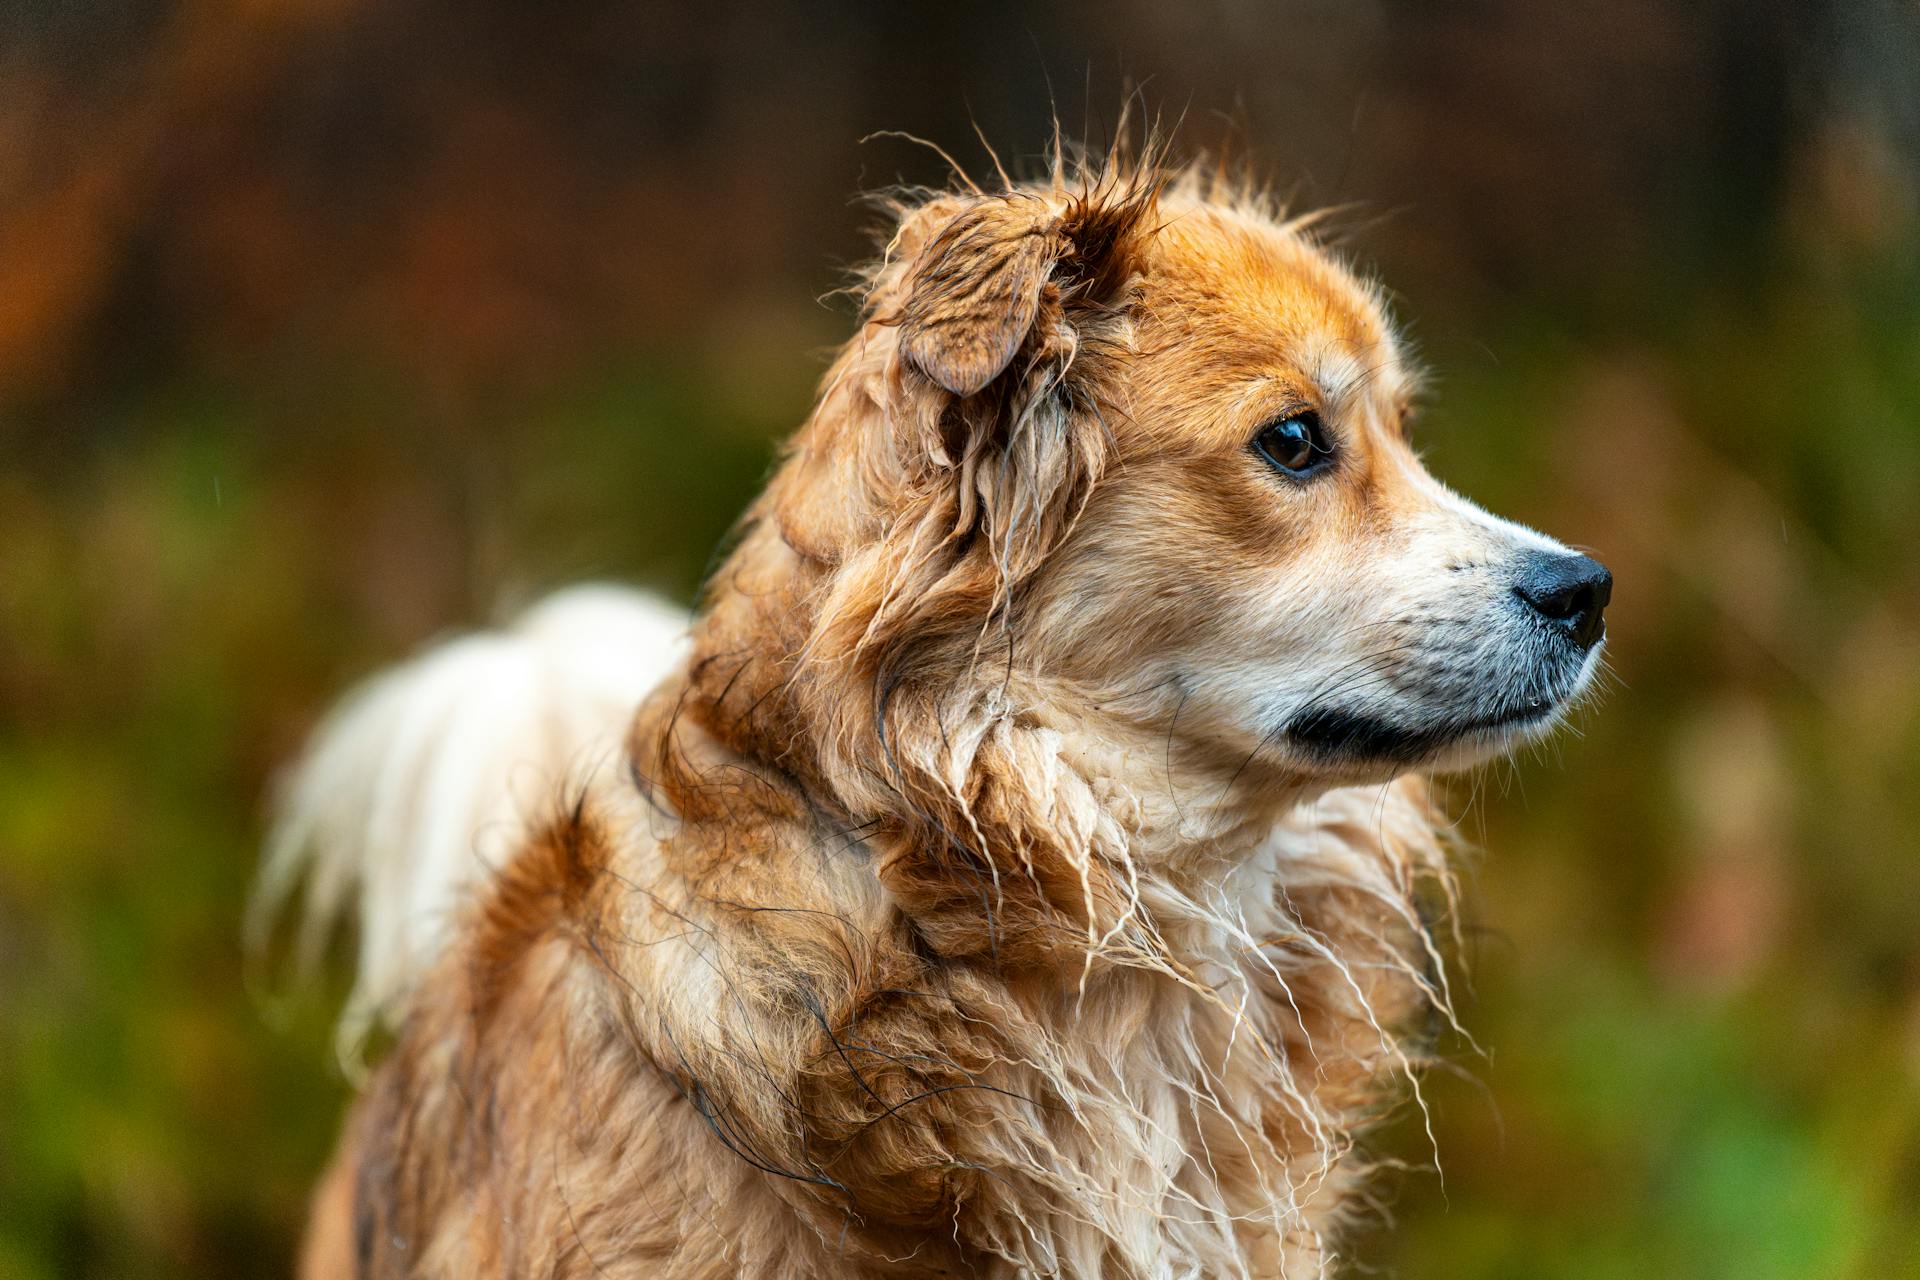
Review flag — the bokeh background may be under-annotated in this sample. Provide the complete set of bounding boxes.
[4,1,1919,1276]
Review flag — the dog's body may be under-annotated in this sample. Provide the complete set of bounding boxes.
[269,152,1608,1278]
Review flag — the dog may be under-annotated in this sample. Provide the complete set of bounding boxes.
[260,142,1610,1279]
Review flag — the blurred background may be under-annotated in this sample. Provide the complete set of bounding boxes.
[3,1,1918,1276]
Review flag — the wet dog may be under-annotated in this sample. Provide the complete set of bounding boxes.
[264,142,1608,1278]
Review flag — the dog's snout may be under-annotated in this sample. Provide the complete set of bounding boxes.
[1513,551,1612,648]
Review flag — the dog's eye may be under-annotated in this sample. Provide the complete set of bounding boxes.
[1252,413,1332,477]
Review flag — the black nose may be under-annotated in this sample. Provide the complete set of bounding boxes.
[1513,551,1612,648]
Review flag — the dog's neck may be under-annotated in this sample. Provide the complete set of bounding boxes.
[672,513,1314,959]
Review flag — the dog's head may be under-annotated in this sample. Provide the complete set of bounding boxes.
[1003,186,1610,785]
[768,158,1607,856]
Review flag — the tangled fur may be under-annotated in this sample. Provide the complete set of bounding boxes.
[268,136,1600,1279]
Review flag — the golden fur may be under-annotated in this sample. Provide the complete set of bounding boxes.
[271,142,1605,1278]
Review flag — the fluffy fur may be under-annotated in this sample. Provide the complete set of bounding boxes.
[267,141,1604,1279]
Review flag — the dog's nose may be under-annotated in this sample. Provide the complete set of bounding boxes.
[1513,551,1612,648]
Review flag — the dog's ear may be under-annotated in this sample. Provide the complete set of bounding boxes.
[897,197,1067,397]
[789,180,1162,959]
[770,187,1154,566]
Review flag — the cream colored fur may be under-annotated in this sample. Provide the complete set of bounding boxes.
[253,585,687,1058]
